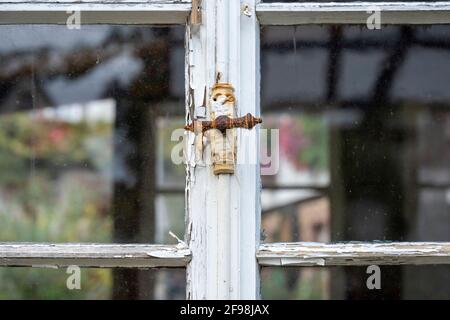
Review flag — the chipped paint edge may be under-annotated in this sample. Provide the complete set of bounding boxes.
[0,243,191,268]
[257,242,450,266]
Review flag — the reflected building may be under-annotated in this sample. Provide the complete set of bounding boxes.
[261,25,450,299]
[0,25,186,299]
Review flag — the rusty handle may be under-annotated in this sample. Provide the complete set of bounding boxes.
[184,113,262,133]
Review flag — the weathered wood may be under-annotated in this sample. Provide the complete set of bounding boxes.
[257,242,450,266]
[0,243,191,268]
[1,0,190,2]
[0,0,191,24]
[257,2,450,25]
[186,0,261,300]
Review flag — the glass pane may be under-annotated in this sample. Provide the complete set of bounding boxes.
[262,266,450,300]
[0,25,185,244]
[0,267,185,300]
[261,25,450,242]
[0,25,185,300]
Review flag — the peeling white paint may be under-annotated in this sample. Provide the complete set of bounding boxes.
[257,2,450,25]
[0,243,191,268]
[31,264,59,269]
[258,242,450,266]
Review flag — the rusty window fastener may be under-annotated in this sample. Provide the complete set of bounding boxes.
[184,113,262,134]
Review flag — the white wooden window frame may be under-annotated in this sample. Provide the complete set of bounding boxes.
[186,0,450,300]
[0,0,191,24]
[0,0,450,300]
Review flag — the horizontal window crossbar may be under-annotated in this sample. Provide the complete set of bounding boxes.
[2,242,449,268]
[257,2,450,25]
[0,0,191,24]
[0,243,191,268]
[257,242,450,266]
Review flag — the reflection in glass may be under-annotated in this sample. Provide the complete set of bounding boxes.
[0,25,185,299]
[262,266,450,300]
[261,24,450,300]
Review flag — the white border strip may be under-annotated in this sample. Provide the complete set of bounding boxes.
[257,2,450,25]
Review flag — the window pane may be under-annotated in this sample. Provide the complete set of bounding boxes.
[0,25,185,244]
[0,267,185,300]
[262,266,450,300]
[261,25,450,242]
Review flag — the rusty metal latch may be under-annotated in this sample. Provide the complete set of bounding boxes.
[185,83,262,175]
[184,113,262,133]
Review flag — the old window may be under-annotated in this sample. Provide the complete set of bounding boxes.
[0,0,449,300]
